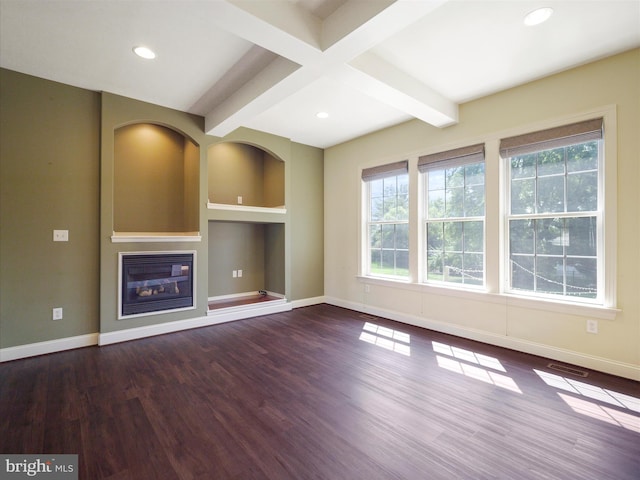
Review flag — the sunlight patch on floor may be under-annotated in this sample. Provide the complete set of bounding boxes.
[534,369,640,432]
[432,342,506,372]
[359,322,411,356]
[558,393,640,433]
[534,370,640,412]
[433,341,521,393]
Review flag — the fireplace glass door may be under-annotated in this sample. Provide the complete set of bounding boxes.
[120,253,194,317]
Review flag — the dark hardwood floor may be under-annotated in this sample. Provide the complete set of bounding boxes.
[1,304,638,479]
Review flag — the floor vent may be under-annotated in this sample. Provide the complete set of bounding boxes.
[547,363,589,377]
[359,314,378,320]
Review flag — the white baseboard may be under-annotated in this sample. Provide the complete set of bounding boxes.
[291,296,326,309]
[99,315,213,346]
[325,296,640,381]
[0,333,98,362]
[1,295,322,359]
[100,298,294,346]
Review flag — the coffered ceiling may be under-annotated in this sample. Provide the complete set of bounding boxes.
[1,0,639,148]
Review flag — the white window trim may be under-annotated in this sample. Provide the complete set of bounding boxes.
[500,106,617,309]
[356,275,619,321]
[362,173,410,280]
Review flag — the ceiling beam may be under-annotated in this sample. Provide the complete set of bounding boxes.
[205,57,306,138]
[346,52,457,126]
[205,0,457,138]
[209,0,322,64]
[321,0,447,60]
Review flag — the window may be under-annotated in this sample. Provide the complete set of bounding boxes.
[419,144,485,287]
[362,161,409,278]
[501,118,603,303]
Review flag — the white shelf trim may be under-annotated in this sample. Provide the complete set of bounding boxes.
[207,202,286,214]
[111,232,202,243]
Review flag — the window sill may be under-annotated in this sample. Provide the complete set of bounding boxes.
[356,276,620,320]
[501,294,619,321]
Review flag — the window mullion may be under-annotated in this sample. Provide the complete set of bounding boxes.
[505,131,602,303]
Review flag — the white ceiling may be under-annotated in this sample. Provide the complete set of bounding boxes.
[1,0,639,148]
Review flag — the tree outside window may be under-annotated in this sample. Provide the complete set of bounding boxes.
[363,160,409,279]
[419,144,485,288]
[508,140,599,300]
[368,173,409,277]
[424,162,485,286]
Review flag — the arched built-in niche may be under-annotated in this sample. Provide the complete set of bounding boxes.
[207,142,285,212]
[113,123,199,234]
[206,141,287,315]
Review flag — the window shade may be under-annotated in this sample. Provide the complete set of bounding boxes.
[361,160,408,181]
[418,143,484,173]
[500,118,603,158]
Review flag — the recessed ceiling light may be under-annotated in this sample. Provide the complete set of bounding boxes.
[316,111,329,119]
[524,7,553,26]
[133,46,156,59]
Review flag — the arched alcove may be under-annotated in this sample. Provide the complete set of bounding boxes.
[207,142,284,210]
[205,141,286,311]
[113,123,199,233]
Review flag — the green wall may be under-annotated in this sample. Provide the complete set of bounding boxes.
[0,69,100,347]
[208,221,267,296]
[208,143,286,208]
[290,142,324,301]
[208,143,265,206]
[0,69,324,349]
[114,123,197,232]
[263,152,285,208]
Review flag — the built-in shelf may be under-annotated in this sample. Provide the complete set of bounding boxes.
[207,202,286,215]
[207,142,284,215]
[111,232,202,243]
[207,142,287,310]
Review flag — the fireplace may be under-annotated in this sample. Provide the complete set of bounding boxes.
[119,252,195,318]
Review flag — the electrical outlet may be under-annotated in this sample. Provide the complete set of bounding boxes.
[237,196,243,205]
[586,319,598,334]
[53,230,69,242]
[52,307,63,320]
[364,284,370,293]
[238,269,243,277]
[232,270,238,278]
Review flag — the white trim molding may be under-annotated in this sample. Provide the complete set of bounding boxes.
[0,333,99,362]
[207,203,286,215]
[111,232,202,243]
[102,296,296,346]
[99,315,212,346]
[1,296,328,360]
[291,296,326,309]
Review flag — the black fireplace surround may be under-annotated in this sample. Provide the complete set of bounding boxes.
[121,253,194,317]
